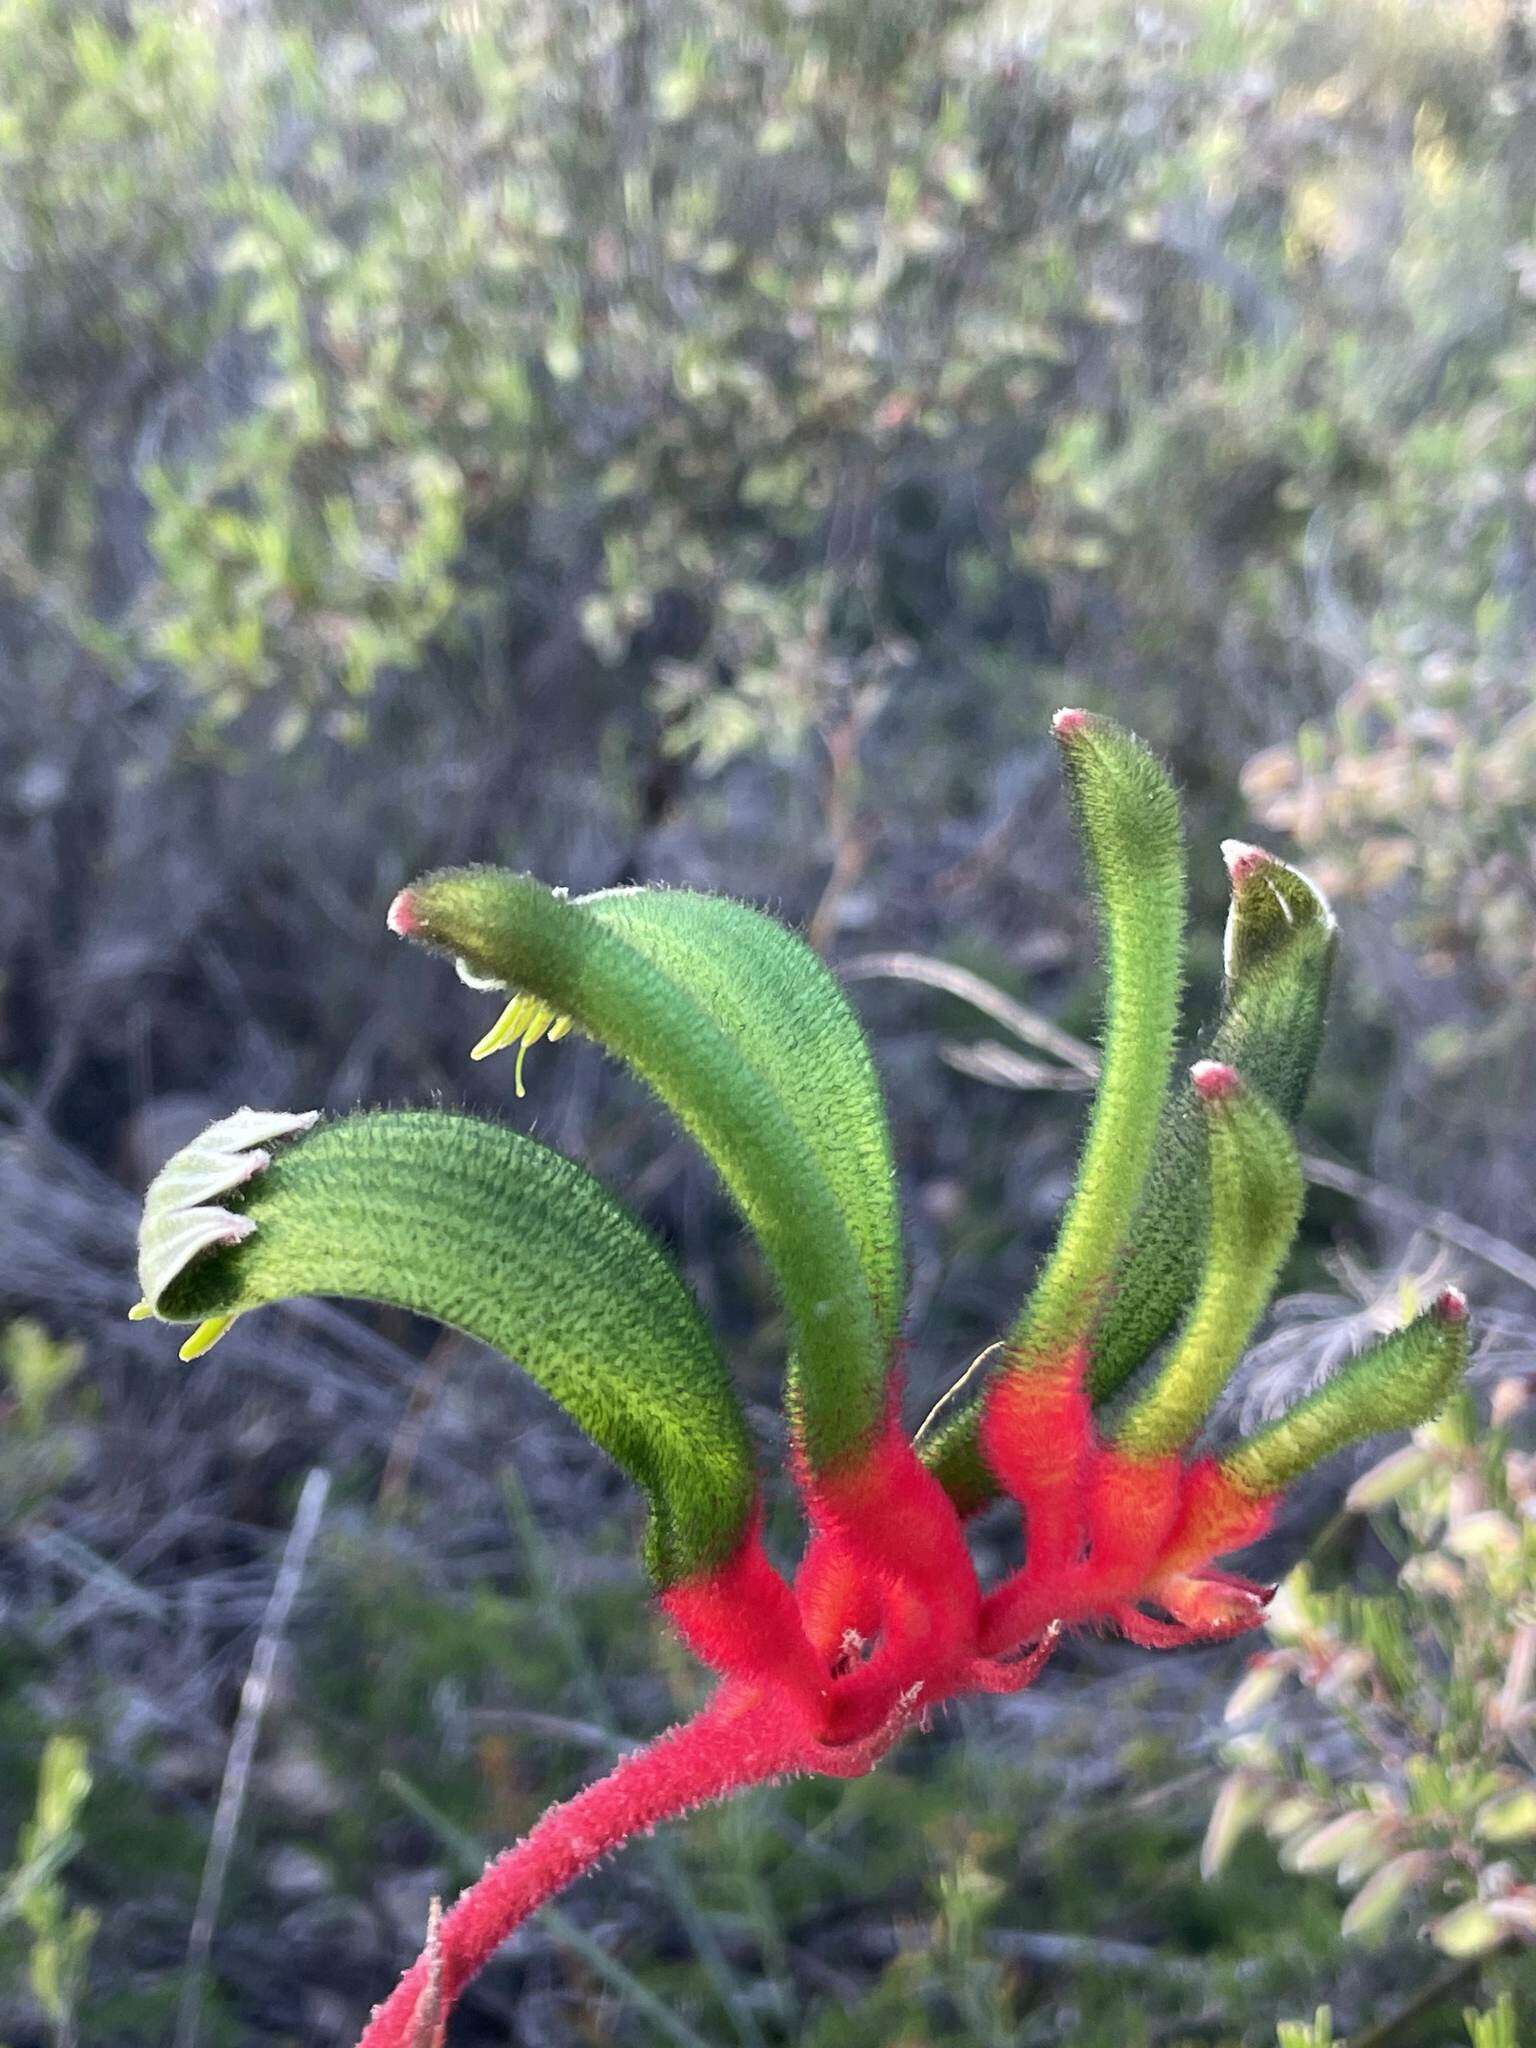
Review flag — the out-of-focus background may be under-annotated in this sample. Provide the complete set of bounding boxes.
[3,0,1536,2041]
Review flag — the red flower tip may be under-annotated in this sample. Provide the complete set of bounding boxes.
[1191,1059,1241,1103]
[386,888,419,938]
[1220,837,1275,887]
[1050,706,1092,741]
[1433,1285,1469,1324]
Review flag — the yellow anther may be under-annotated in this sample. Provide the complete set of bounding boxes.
[178,1314,237,1361]
[128,1300,153,1321]
[514,1006,556,1098]
[470,991,575,1092]
[471,993,534,1062]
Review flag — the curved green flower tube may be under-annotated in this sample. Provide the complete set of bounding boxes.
[1220,1289,1470,1498]
[1009,711,1188,1363]
[390,874,901,1472]
[924,710,1187,1506]
[1112,1064,1304,1459]
[1086,840,1336,1402]
[139,1109,758,1587]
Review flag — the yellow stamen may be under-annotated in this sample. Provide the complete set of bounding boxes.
[514,1006,556,1098]
[471,993,534,1062]
[128,1300,153,1321]
[469,989,575,1091]
[179,1315,237,1361]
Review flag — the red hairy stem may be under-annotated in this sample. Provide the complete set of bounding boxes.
[661,1516,827,1710]
[357,1683,821,2048]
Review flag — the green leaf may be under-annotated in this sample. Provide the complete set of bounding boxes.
[392,874,901,1470]
[1339,1850,1435,1944]
[1220,1289,1469,1499]
[146,1110,758,1586]
[1086,841,1336,1402]
[924,710,1186,1504]
[1113,1063,1304,1459]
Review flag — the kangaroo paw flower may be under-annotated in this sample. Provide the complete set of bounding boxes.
[133,716,1472,2043]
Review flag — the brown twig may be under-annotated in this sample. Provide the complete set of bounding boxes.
[378,1331,459,1518]
[939,1037,1095,1093]
[807,687,883,955]
[1297,1155,1536,1300]
[841,949,1100,1077]
[847,949,1536,1299]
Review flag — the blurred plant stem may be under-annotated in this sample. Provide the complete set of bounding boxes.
[174,1467,331,2048]
[807,685,884,955]
[1346,1957,1481,2048]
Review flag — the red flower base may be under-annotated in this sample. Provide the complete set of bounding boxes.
[358,1356,1277,2047]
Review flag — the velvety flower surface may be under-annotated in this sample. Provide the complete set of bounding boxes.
[133,714,1469,2046]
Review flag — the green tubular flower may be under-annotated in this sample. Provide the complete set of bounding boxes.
[388,875,902,1471]
[1010,711,1187,1362]
[924,709,1186,1505]
[1086,840,1336,1404]
[1219,1288,1470,1499]
[138,1109,758,1586]
[1112,1062,1305,1460]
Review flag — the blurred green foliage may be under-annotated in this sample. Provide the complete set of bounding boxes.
[1,1319,87,1523]
[1,1734,97,2046]
[2,1319,83,1440]
[4,0,1531,1024]
[0,0,1517,760]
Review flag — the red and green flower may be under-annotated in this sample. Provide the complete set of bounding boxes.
[132,713,1469,2046]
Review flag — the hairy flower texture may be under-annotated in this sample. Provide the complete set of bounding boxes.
[132,714,1471,2045]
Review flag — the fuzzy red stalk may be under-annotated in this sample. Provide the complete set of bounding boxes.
[356,1682,849,2048]
[359,1366,1285,2044]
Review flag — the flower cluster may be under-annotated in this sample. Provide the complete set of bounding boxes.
[132,714,1470,2044]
